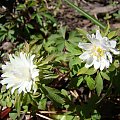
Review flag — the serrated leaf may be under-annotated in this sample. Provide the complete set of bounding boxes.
[85,76,95,90]
[95,73,103,96]
[42,85,65,104]
[59,27,66,39]
[39,54,56,66]
[69,57,81,69]
[100,72,110,81]
[41,13,57,23]
[36,14,42,25]
[65,41,81,55]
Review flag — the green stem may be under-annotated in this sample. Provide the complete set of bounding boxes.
[64,0,106,29]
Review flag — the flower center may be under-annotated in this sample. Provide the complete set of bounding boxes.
[12,66,32,82]
[92,46,104,58]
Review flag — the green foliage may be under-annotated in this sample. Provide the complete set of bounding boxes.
[113,10,120,19]
[95,73,103,96]
[0,0,120,120]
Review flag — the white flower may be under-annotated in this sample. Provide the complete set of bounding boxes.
[78,30,120,70]
[0,52,39,94]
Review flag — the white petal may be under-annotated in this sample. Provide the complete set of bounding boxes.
[100,58,109,70]
[78,43,92,50]
[110,48,120,55]
[87,34,94,43]
[11,86,19,94]
[105,60,110,68]
[18,83,26,93]
[96,30,102,40]
[32,70,39,78]
[0,78,13,84]
[93,60,100,70]
[100,58,105,70]
[26,81,32,92]
[85,56,94,68]
[106,52,112,63]
[92,34,95,39]
[1,52,39,94]
[85,62,93,68]
[79,52,90,60]
[6,84,15,89]
[109,40,116,48]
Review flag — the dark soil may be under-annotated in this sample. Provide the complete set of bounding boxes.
[48,0,120,31]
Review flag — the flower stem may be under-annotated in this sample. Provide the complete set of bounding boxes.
[64,0,106,29]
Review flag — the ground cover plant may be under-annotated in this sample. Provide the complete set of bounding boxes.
[0,0,120,120]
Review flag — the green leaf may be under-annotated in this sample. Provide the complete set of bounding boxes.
[85,68,97,75]
[7,101,12,107]
[41,85,65,104]
[23,106,28,112]
[77,76,84,87]
[61,89,68,97]
[108,64,115,71]
[22,93,32,105]
[108,31,116,39]
[65,41,81,55]
[95,73,103,96]
[38,98,47,110]
[15,94,22,117]
[76,28,88,36]
[69,57,81,69]
[1,101,6,106]
[114,60,119,68]
[59,27,66,39]
[9,112,18,120]
[85,76,95,90]
[41,13,57,23]
[77,67,88,75]
[39,54,56,66]
[1,85,6,93]
[100,72,110,81]
[0,93,2,99]
[17,4,26,10]
[36,14,42,26]
[53,114,79,120]
[27,23,34,29]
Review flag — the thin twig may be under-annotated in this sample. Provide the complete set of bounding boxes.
[38,110,68,114]
[36,113,53,120]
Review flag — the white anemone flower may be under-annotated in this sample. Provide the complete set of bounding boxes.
[0,52,39,94]
[78,30,120,70]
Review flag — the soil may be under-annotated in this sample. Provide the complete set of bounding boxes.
[48,0,120,31]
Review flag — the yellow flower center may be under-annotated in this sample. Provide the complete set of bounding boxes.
[92,46,104,58]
